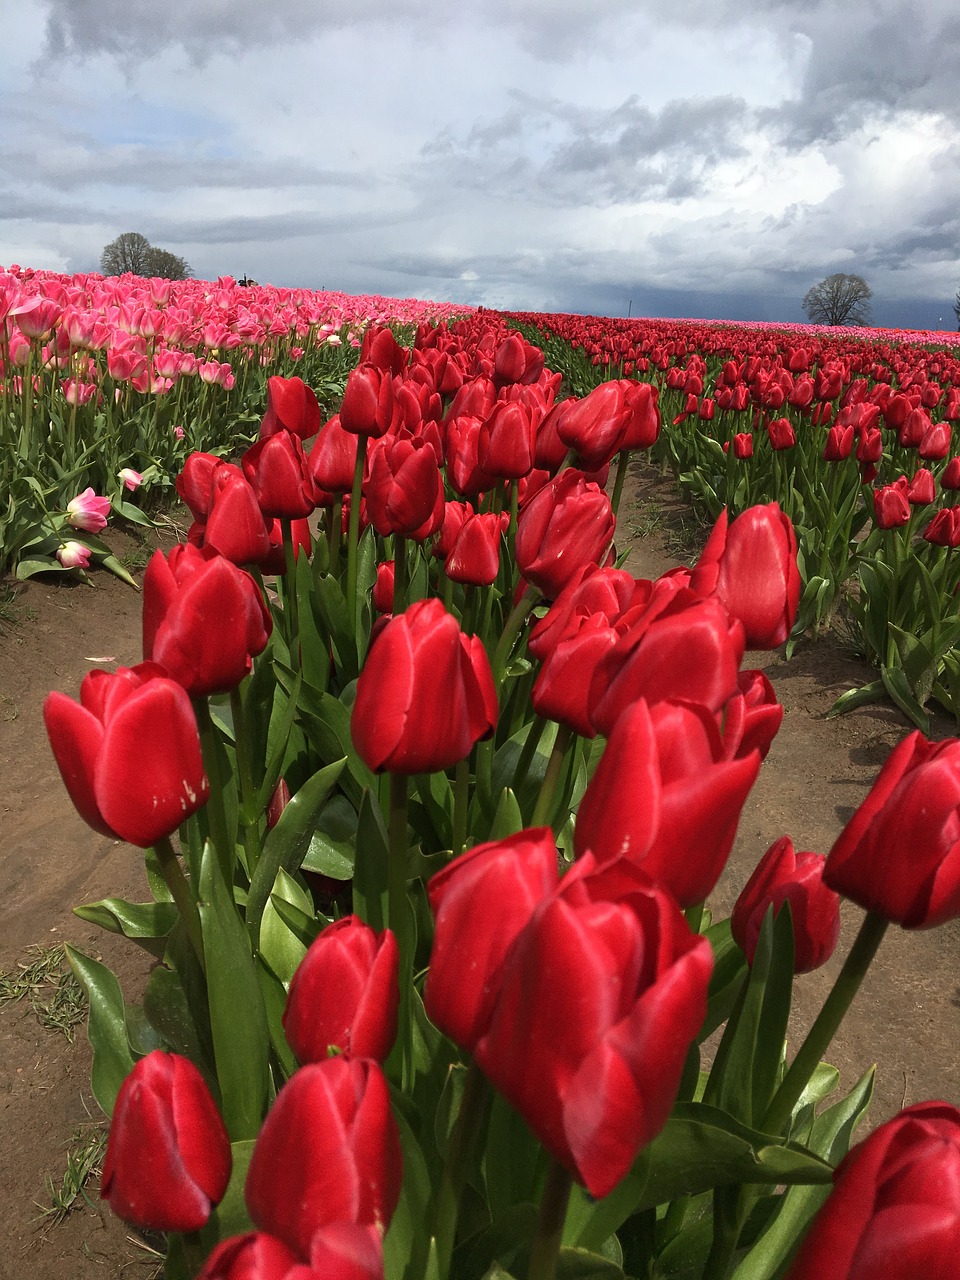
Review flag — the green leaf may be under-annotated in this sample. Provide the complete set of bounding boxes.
[489,786,524,842]
[301,796,358,879]
[827,679,886,718]
[258,868,313,986]
[247,758,346,940]
[352,786,391,931]
[880,664,930,733]
[64,945,136,1116]
[72,897,178,958]
[383,1105,434,1280]
[142,963,211,1070]
[556,1248,625,1279]
[199,840,271,1140]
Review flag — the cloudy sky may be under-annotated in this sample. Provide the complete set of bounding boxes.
[4,0,960,329]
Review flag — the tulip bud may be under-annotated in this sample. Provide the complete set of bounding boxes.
[732,836,840,973]
[102,1051,231,1232]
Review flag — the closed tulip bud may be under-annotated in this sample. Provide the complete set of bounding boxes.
[531,613,618,737]
[767,417,796,450]
[102,1051,231,1233]
[515,469,616,600]
[920,420,952,460]
[259,375,321,441]
[619,379,661,448]
[477,400,538,479]
[340,364,396,437]
[365,435,444,538]
[823,424,854,461]
[245,1058,402,1260]
[44,663,209,847]
[825,731,960,928]
[308,414,359,493]
[198,1232,304,1280]
[941,456,960,490]
[471,853,713,1198]
[923,508,960,547]
[555,381,628,469]
[786,1102,960,1280]
[425,828,560,1052]
[575,699,760,907]
[444,511,502,586]
[371,561,395,614]
[283,916,399,1064]
[202,472,272,566]
[898,406,931,448]
[57,539,91,569]
[732,836,840,973]
[242,432,318,520]
[176,452,226,522]
[690,503,801,649]
[143,545,271,697]
[873,480,911,529]
[720,668,783,761]
[856,425,883,465]
[907,467,936,505]
[351,598,497,774]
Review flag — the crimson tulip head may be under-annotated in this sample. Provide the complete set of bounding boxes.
[872,479,911,529]
[719,668,784,762]
[44,662,209,847]
[202,471,272,566]
[444,511,502,586]
[575,698,761,906]
[176,451,223,522]
[143,544,271,698]
[351,598,497,774]
[260,375,321,441]
[825,731,960,928]
[923,507,960,548]
[340,363,397,437]
[619,379,661,449]
[425,828,560,1052]
[731,836,840,973]
[515,469,616,600]
[243,433,319,520]
[555,381,629,469]
[690,503,800,649]
[102,1051,231,1233]
[470,853,713,1198]
[786,1101,960,1280]
[365,435,444,539]
[245,1058,402,1260]
[477,399,538,479]
[283,916,399,1064]
[531,613,618,737]
[308,414,359,493]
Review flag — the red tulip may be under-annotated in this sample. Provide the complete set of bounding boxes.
[176,451,223,521]
[767,417,796,450]
[308,414,359,493]
[619,379,661,448]
[44,663,209,847]
[732,432,754,459]
[365,435,444,539]
[786,1102,960,1279]
[245,1058,402,1260]
[941,456,960,490]
[371,561,395,613]
[283,916,399,1064]
[477,400,538,479]
[732,836,840,973]
[469,852,712,1197]
[574,699,760,906]
[907,467,936,505]
[920,420,952,460]
[690,503,800,649]
[924,508,960,547]
[872,480,911,529]
[340,364,396,437]
[243,433,318,519]
[719,668,783,761]
[823,424,854,461]
[142,545,271,697]
[555,381,628,468]
[102,1051,231,1232]
[351,598,497,774]
[527,563,637,661]
[825,731,960,927]
[197,1232,304,1280]
[202,472,272,566]
[259,375,321,441]
[425,828,560,1052]
[532,613,619,737]
[515,469,615,600]
[444,511,502,586]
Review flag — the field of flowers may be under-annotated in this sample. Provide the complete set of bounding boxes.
[8,266,960,1278]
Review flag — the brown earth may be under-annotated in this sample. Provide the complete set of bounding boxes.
[1,466,960,1278]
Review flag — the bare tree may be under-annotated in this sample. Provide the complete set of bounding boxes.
[801,274,873,327]
[143,246,192,280]
[100,232,153,276]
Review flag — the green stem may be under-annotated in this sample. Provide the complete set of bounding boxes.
[611,449,632,518]
[327,497,341,577]
[530,725,572,829]
[527,1159,573,1280]
[514,714,548,794]
[492,585,540,686]
[153,836,205,972]
[762,910,889,1135]
[193,698,233,889]
[388,771,412,1087]
[282,517,300,657]
[452,756,470,857]
[229,686,262,880]
[393,534,408,614]
[701,1186,743,1280]
[346,435,369,609]
[432,1061,490,1280]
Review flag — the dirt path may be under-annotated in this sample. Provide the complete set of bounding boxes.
[2,472,960,1278]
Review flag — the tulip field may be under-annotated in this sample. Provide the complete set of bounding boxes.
[7,262,960,1277]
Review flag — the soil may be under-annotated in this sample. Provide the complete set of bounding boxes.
[2,466,960,1279]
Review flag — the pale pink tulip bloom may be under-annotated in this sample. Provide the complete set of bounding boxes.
[57,541,92,569]
[119,468,143,491]
[66,487,111,532]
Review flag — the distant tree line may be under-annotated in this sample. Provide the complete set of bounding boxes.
[100,232,192,280]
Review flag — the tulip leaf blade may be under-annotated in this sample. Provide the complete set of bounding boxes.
[489,786,524,842]
[72,896,178,957]
[826,679,885,718]
[64,944,136,1116]
[556,1248,625,1279]
[383,1106,433,1280]
[353,785,391,932]
[879,663,930,733]
[198,840,271,1141]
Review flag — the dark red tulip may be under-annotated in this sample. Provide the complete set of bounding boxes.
[477,400,538,479]
[371,561,395,614]
[872,479,911,529]
[44,663,209,847]
[243,432,318,519]
[245,1058,402,1261]
[786,1102,960,1279]
[719,668,783,761]
[825,731,960,927]
[555,381,628,469]
[308,415,359,493]
[767,417,796,450]
[351,598,497,774]
[425,828,560,1052]
[444,511,502,586]
[732,432,754,459]
[470,852,713,1197]
[102,1051,231,1233]
[823,424,854,461]
[515,469,615,600]
[283,916,399,1064]
[941,456,960,490]
[907,467,936,505]
[574,699,760,907]
[339,364,397,437]
[259,375,321,441]
[365,435,444,539]
[143,545,271,697]
[202,472,272,566]
[732,836,840,973]
[924,508,960,547]
[690,503,800,649]
[920,420,951,460]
